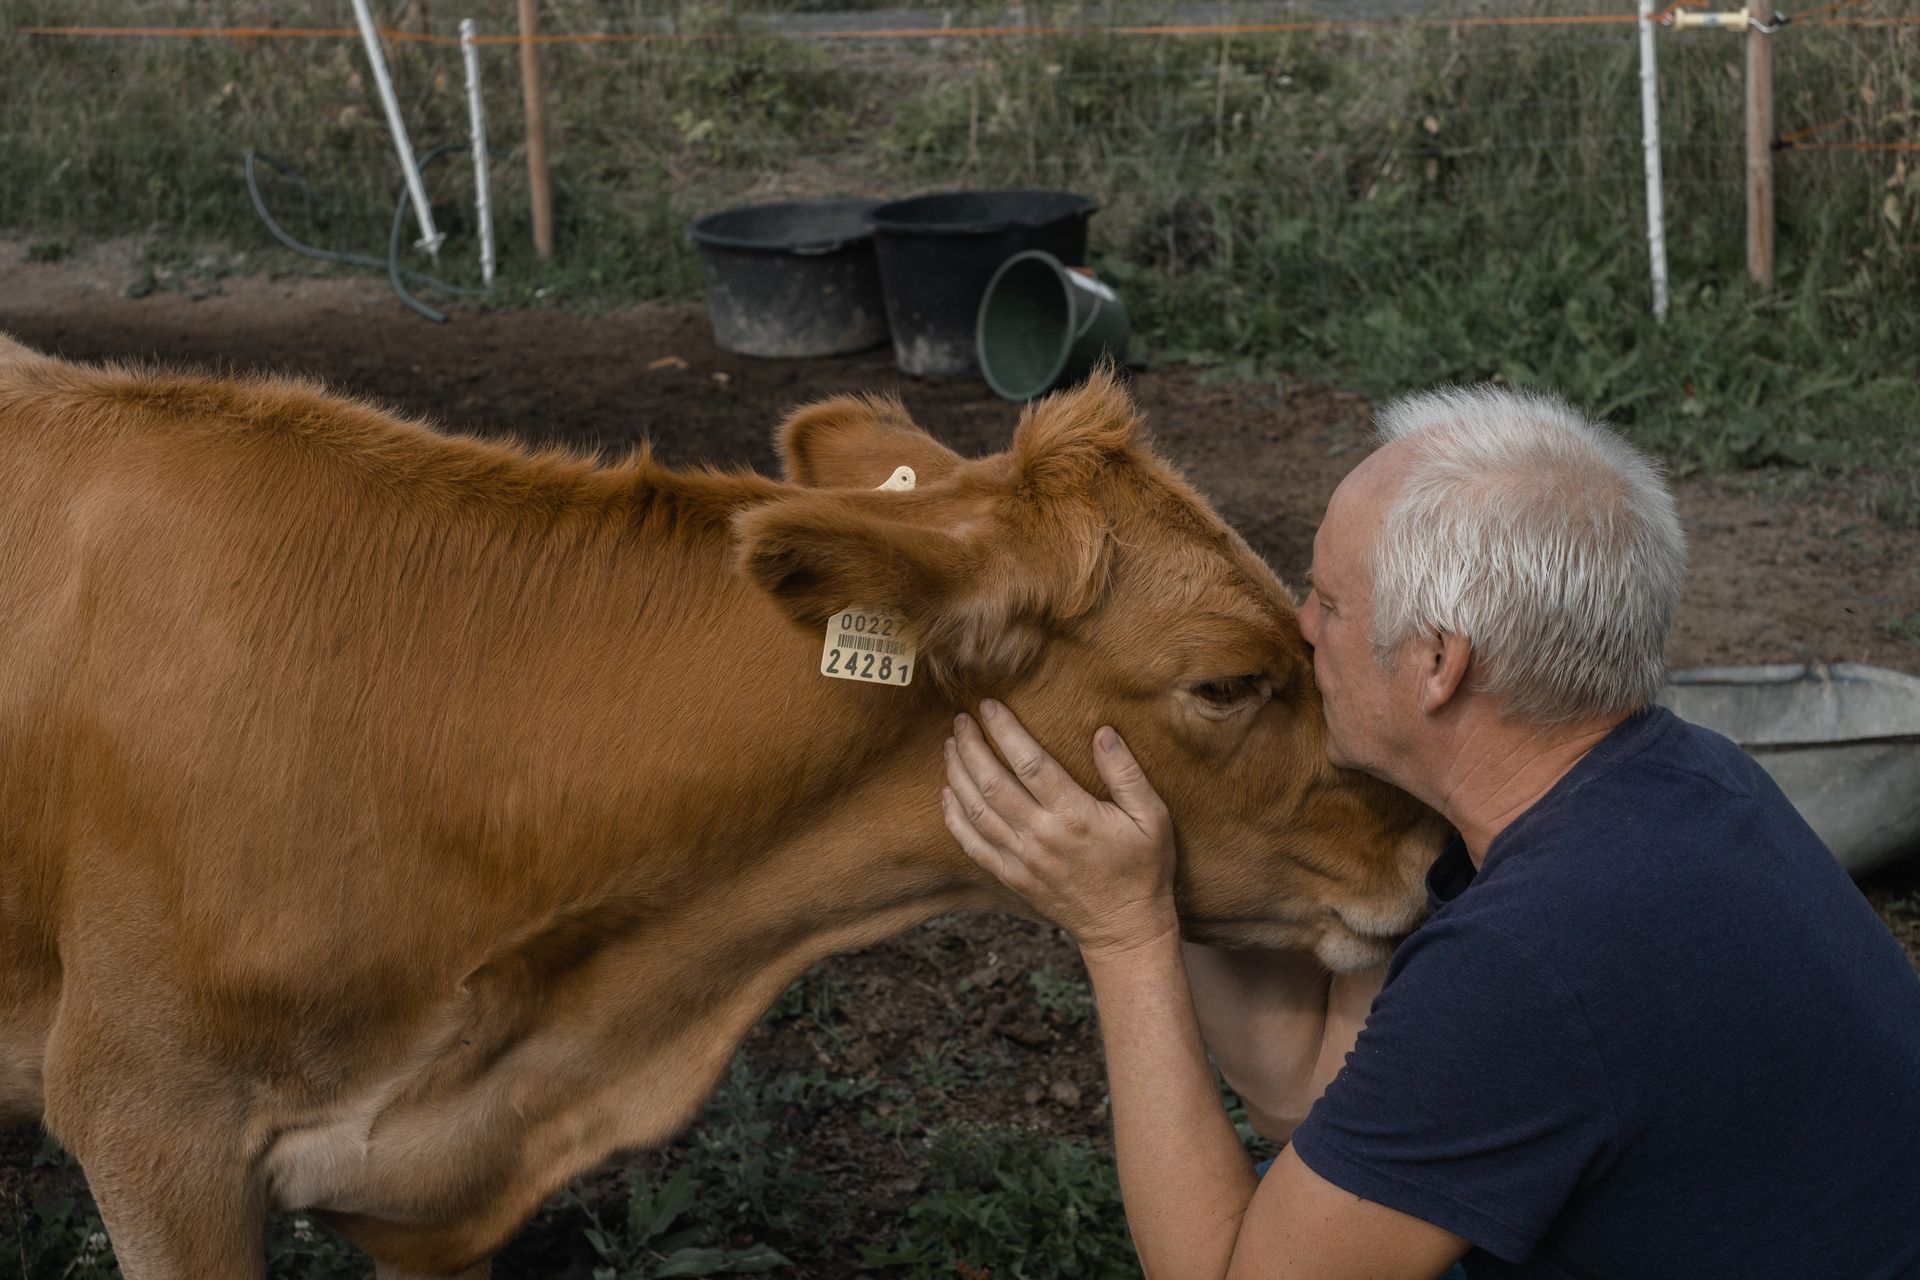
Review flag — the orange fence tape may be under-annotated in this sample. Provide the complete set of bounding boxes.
[9,14,1664,47]
[1784,0,1868,18]
[1778,118,1849,144]
[1780,141,1920,151]
[14,10,1919,44]
[19,26,366,40]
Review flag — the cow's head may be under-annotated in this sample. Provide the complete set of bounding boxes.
[734,370,1443,970]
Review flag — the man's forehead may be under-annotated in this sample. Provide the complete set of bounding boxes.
[1342,440,1415,502]
[1331,446,1412,533]
[1311,450,1406,591]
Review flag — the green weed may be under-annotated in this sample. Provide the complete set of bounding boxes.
[265,1215,367,1280]
[574,1168,789,1279]
[1,1192,118,1280]
[909,1041,973,1094]
[675,1060,872,1236]
[1881,610,1920,650]
[1029,964,1095,1024]
[1867,478,1920,532]
[566,1059,887,1275]
[862,1124,1140,1280]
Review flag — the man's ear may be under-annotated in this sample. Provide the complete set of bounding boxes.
[1419,631,1474,715]
[733,489,1104,690]
[776,394,966,488]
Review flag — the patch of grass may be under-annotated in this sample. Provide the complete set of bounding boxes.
[672,1060,874,1239]
[1029,964,1095,1024]
[908,1041,973,1094]
[541,1058,897,1275]
[573,1168,789,1279]
[24,237,72,263]
[1881,609,1920,650]
[862,1124,1141,1280]
[265,1214,367,1280]
[758,969,855,1050]
[1867,478,1920,532]
[1,1191,118,1280]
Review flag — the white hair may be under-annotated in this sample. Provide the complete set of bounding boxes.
[1368,385,1688,726]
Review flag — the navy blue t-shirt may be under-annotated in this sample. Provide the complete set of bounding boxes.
[1289,707,1920,1279]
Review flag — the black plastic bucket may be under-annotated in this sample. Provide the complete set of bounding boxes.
[690,198,889,358]
[866,189,1101,377]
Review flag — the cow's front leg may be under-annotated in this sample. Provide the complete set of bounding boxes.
[375,1260,492,1280]
[41,1000,268,1279]
[81,1171,266,1280]
[44,1093,267,1278]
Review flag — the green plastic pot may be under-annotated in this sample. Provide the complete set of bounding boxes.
[975,249,1129,402]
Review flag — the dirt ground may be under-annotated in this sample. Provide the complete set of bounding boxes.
[3,242,1918,1277]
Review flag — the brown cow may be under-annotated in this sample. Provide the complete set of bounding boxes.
[0,335,1440,1279]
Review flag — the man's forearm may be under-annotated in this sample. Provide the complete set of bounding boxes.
[1182,944,1388,1142]
[1182,943,1333,1140]
[1085,932,1258,1280]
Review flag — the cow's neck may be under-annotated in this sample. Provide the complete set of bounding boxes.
[388,461,1000,1119]
[397,466,975,918]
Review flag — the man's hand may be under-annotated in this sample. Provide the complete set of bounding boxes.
[940,700,1177,961]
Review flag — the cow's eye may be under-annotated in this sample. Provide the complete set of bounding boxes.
[1187,674,1272,715]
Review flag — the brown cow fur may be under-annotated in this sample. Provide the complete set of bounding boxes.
[0,339,1439,1278]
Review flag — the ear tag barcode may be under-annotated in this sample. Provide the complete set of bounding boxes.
[821,606,915,686]
[819,466,919,687]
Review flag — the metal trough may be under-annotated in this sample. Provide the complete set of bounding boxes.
[1658,663,1920,879]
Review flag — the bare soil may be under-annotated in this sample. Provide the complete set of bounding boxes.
[3,242,1918,1278]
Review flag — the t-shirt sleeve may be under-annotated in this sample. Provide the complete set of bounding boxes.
[1287,918,1618,1263]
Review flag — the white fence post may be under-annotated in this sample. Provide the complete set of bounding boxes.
[350,0,445,259]
[460,18,496,285]
[1638,0,1671,321]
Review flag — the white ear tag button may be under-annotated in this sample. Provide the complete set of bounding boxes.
[820,466,920,687]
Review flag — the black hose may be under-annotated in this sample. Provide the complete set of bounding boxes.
[245,146,496,323]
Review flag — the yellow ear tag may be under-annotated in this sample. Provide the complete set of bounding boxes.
[820,467,919,687]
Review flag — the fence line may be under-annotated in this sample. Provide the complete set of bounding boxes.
[5,2,1910,327]
[20,12,1920,48]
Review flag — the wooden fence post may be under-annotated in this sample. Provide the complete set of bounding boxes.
[1745,18,1774,288]
[517,0,554,261]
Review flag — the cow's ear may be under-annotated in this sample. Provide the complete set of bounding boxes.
[735,493,967,631]
[734,491,1103,689]
[1009,363,1145,492]
[776,394,966,488]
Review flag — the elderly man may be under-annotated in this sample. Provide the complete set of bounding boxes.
[939,385,1920,1279]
